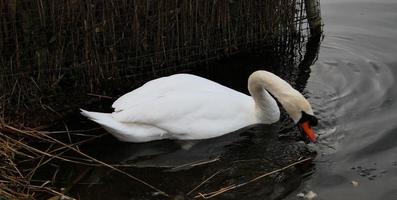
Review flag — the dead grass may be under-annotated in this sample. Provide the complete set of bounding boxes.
[0,124,169,199]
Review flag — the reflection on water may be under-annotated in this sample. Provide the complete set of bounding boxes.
[286,0,397,199]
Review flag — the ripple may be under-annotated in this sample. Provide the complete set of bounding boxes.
[297,1,397,199]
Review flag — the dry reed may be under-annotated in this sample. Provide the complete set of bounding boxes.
[0,124,170,199]
[0,0,320,126]
[192,157,312,199]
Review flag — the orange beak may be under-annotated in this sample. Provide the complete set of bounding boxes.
[299,121,317,143]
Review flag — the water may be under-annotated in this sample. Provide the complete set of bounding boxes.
[68,52,316,199]
[55,0,397,199]
[286,0,397,199]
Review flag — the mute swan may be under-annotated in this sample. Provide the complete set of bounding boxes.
[81,70,318,143]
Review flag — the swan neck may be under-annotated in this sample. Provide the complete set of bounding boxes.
[248,72,280,123]
[248,71,313,124]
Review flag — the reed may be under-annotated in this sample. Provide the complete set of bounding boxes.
[0,0,321,126]
[1,123,171,199]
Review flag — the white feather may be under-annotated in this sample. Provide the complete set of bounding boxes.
[81,71,314,142]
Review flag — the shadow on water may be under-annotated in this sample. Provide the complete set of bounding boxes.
[42,36,322,199]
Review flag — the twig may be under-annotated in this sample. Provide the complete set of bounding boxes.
[171,156,220,171]
[48,133,106,155]
[187,168,229,195]
[63,122,73,147]
[32,127,102,135]
[86,93,113,99]
[194,157,312,199]
[64,167,91,193]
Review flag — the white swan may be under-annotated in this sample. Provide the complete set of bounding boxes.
[81,70,318,143]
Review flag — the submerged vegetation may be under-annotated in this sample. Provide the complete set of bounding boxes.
[0,0,321,199]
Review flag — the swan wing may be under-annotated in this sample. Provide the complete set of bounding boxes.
[111,91,256,139]
[112,74,236,112]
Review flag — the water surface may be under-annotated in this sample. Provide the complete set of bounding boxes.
[286,0,397,199]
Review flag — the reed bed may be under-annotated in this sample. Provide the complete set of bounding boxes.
[0,0,320,125]
[0,0,321,199]
[1,124,172,199]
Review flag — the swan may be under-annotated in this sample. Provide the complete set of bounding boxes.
[81,70,318,143]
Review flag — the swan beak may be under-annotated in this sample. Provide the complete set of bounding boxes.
[299,121,317,143]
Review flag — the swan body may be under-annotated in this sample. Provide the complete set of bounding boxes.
[81,70,318,143]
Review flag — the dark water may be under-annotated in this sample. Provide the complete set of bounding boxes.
[68,52,315,199]
[286,0,397,199]
[54,0,397,199]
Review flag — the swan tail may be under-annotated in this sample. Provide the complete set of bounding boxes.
[80,109,125,134]
[80,109,112,121]
[80,109,166,142]
[80,109,126,139]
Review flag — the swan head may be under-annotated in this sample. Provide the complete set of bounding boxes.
[297,111,318,143]
[248,70,318,143]
[282,95,318,143]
